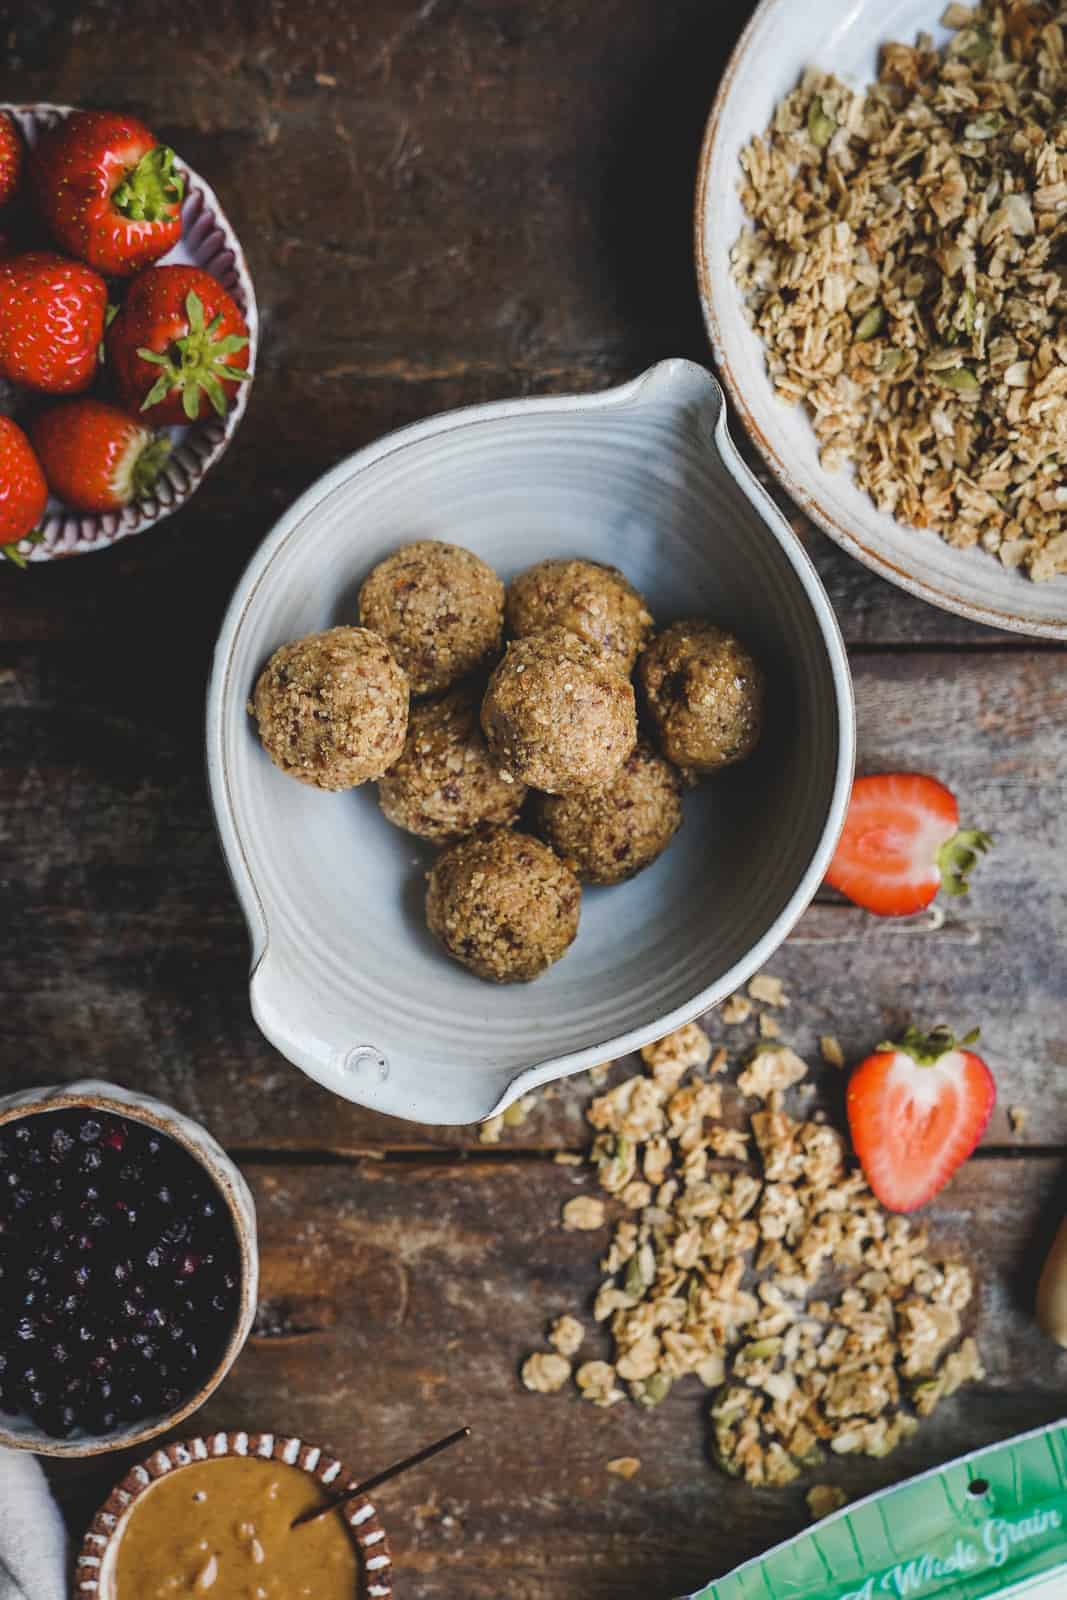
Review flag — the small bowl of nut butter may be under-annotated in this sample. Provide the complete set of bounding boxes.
[77,1431,394,1600]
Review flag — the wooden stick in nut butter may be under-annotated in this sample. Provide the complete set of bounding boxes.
[1036,1216,1067,1346]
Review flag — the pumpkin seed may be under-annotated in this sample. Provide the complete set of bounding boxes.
[855,305,885,340]
[808,97,836,149]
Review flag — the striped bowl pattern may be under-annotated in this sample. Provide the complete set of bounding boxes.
[0,103,258,563]
[207,360,855,1126]
[77,1430,393,1598]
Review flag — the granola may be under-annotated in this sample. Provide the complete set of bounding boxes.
[732,1,1067,581]
[521,1351,572,1394]
[523,1020,983,1487]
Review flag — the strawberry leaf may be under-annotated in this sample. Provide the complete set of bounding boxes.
[112,145,184,222]
[879,1024,981,1065]
[937,828,993,897]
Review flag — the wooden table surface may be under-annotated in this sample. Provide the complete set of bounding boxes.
[2,1,1067,1595]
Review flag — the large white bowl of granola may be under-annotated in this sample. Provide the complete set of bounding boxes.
[697,0,1067,637]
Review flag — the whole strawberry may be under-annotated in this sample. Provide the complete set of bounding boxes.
[31,397,171,513]
[0,251,107,394]
[0,112,22,209]
[31,110,183,277]
[0,415,48,545]
[106,265,250,424]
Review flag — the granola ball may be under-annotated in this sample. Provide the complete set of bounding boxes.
[506,557,653,674]
[358,539,504,696]
[533,741,682,885]
[638,620,765,774]
[426,826,581,983]
[378,681,527,843]
[252,626,408,791]
[481,625,637,794]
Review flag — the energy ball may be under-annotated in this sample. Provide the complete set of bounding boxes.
[481,625,637,794]
[378,682,528,844]
[506,557,653,674]
[252,626,408,791]
[638,620,765,775]
[358,539,504,696]
[426,827,581,983]
[533,740,682,885]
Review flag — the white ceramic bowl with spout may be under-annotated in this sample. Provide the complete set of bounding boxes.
[206,360,854,1125]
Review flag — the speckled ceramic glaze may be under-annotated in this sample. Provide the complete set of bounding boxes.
[207,360,854,1125]
[696,0,1067,638]
[0,1080,258,1457]
[77,1430,393,1599]
[0,103,258,563]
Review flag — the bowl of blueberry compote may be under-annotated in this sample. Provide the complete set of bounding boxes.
[0,1081,258,1456]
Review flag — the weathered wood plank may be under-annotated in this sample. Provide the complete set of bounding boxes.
[43,1154,1067,1597]
[0,0,1040,648]
[2,649,1063,1150]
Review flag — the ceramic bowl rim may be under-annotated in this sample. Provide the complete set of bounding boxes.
[693,1,1067,640]
[75,1429,393,1599]
[0,101,258,565]
[0,1080,258,1457]
[206,358,856,1123]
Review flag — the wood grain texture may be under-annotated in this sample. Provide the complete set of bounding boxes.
[0,0,1065,1591]
[0,0,1037,647]
[44,1155,1067,1599]
[1,650,1063,1150]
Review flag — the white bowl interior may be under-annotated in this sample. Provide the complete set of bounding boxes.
[698,0,1067,636]
[210,363,852,1123]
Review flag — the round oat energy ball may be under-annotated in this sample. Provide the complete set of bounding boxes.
[252,626,409,791]
[638,620,765,774]
[426,826,581,983]
[534,740,682,885]
[480,625,637,794]
[378,682,528,844]
[505,557,653,674]
[358,539,504,696]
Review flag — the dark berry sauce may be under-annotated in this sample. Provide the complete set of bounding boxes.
[0,1109,241,1439]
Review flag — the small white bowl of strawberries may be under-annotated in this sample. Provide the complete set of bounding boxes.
[0,105,258,565]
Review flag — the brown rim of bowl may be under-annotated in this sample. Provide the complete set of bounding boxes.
[0,1083,258,1458]
[75,1431,394,1600]
[691,6,1066,641]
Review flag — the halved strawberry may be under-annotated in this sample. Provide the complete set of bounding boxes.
[847,1026,996,1213]
[825,772,990,916]
[30,398,170,514]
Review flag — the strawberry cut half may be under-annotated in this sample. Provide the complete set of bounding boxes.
[825,771,991,916]
[847,1026,996,1214]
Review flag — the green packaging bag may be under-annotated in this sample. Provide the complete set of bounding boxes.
[687,1422,1067,1599]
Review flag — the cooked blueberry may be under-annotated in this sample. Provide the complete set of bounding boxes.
[49,1129,74,1161]
[78,1120,101,1144]
[14,1318,36,1343]
[81,1149,102,1174]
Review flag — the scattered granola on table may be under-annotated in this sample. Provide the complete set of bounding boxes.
[562,1195,606,1231]
[806,1484,848,1521]
[732,1,1067,580]
[549,1314,586,1358]
[522,1019,984,1486]
[521,1351,572,1394]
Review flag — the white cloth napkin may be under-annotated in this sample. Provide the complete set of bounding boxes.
[0,1449,68,1600]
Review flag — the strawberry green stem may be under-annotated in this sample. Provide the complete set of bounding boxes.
[112,145,184,222]
[937,828,992,897]
[878,1023,981,1066]
[131,434,172,499]
[138,290,250,421]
